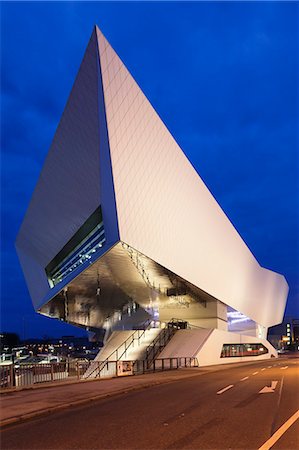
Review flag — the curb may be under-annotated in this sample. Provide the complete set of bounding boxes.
[0,358,283,429]
[0,374,116,396]
[0,358,273,396]
[0,371,203,429]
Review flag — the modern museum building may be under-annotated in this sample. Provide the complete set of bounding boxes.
[16,26,289,368]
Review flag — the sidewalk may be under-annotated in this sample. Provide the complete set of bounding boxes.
[0,359,279,428]
[0,368,206,427]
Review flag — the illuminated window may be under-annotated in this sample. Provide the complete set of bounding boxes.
[220,343,268,358]
[45,206,105,287]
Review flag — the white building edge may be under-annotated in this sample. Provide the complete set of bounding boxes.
[16,26,288,367]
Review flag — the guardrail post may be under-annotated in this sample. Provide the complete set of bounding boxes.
[9,364,14,388]
[50,364,54,382]
[76,362,80,380]
[12,363,16,387]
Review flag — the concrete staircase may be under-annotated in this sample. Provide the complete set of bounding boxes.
[84,328,161,379]
[123,328,161,361]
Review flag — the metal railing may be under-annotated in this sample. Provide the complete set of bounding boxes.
[0,356,198,390]
[123,243,206,308]
[167,318,190,329]
[0,361,76,389]
[144,318,192,369]
[84,322,152,379]
[133,357,198,374]
[0,360,118,390]
[144,321,180,369]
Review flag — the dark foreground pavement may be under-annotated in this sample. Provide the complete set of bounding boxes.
[0,368,205,427]
[1,358,299,450]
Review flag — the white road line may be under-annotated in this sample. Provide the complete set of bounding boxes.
[258,409,299,450]
[240,376,249,381]
[261,368,266,371]
[259,381,278,394]
[252,371,259,375]
[280,366,288,370]
[267,366,272,369]
[217,385,234,395]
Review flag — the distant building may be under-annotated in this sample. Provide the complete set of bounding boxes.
[293,319,299,344]
[15,26,289,365]
[268,318,299,350]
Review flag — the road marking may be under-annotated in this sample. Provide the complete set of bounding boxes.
[240,376,249,381]
[267,366,272,369]
[259,381,278,394]
[217,384,234,394]
[252,371,259,375]
[258,409,299,450]
[261,368,266,371]
[271,376,284,435]
[280,366,288,370]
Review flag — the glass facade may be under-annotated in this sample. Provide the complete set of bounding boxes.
[46,207,105,287]
[220,343,268,358]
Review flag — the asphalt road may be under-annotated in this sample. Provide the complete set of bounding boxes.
[1,358,299,450]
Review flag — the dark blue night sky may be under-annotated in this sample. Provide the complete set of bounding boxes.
[1,2,298,338]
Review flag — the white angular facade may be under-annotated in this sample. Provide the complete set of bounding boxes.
[16,26,288,345]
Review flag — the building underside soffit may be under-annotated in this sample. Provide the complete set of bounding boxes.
[38,242,221,330]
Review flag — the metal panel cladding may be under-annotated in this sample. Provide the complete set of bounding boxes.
[16,29,119,309]
[96,27,288,329]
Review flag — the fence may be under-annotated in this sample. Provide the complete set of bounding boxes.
[133,357,198,374]
[1,361,80,390]
[0,357,198,390]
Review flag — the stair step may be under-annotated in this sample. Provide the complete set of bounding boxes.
[83,327,171,378]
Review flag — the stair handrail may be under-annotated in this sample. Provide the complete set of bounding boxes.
[144,318,191,368]
[105,318,153,361]
[168,318,191,329]
[85,320,152,379]
[145,324,177,368]
[125,245,166,296]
